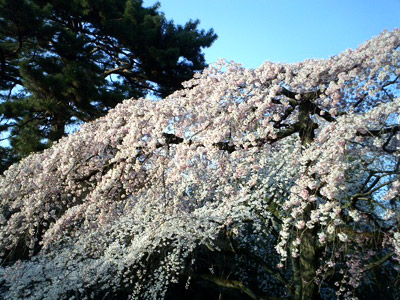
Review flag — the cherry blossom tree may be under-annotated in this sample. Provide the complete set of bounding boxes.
[1,30,400,300]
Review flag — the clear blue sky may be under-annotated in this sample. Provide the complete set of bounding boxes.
[143,0,400,68]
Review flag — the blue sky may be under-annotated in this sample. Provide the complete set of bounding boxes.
[143,0,400,68]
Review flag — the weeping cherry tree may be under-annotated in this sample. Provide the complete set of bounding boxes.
[1,30,400,300]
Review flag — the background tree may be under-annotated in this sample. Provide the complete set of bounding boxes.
[0,0,217,172]
[1,30,400,300]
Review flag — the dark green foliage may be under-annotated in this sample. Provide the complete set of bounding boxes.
[0,0,216,171]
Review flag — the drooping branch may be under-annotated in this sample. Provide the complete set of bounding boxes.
[236,249,293,294]
[73,123,303,200]
[363,252,395,272]
[199,274,288,300]
[217,231,293,295]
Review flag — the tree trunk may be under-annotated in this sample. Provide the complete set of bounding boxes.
[49,116,67,142]
[299,227,320,300]
[291,213,321,300]
[295,100,321,300]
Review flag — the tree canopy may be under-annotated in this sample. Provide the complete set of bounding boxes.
[0,0,217,172]
[1,30,400,300]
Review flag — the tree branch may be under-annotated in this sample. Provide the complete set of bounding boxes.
[161,123,301,154]
[218,230,293,294]
[240,250,293,294]
[363,252,394,272]
[358,125,400,137]
[103,63,133,76]
[280,86,321,102]
[279,86,340,123]
[199,274,287,300]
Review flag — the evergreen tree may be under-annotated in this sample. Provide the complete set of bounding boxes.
[0,0,217,172]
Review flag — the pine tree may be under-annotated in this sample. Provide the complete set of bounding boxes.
[0,0,217,172]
